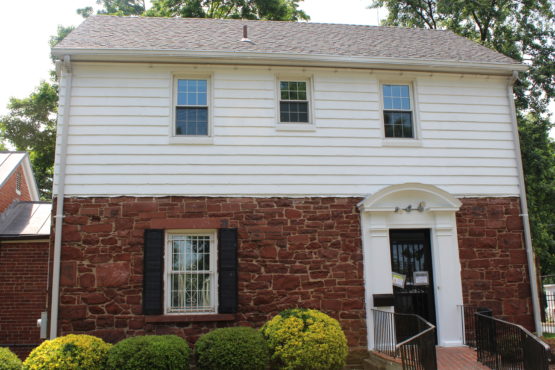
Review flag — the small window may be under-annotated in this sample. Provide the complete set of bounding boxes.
[15,172,21,194]
[279,81,309,123]
[166,231,217,314]
[383,84,414,138]
[175,79,208,136]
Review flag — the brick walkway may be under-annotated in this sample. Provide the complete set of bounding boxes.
[437,347,489,370]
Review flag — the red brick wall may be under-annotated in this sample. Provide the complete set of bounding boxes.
[457,197,533,329]
[0,164,32,213]
[56,197,367,349]
[0,240,49,359]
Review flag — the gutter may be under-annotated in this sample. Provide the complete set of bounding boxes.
[49,55,73,339]
[507,71,543,335]
[51,48,528,73]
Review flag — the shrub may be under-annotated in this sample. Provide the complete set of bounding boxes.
[195,327,269,370]
[106,335,190,370]
[0,347,22,370]
[23,334,111,370]
[261,308,348,370]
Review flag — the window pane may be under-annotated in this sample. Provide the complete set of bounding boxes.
[280,102,309,123]
[383,84,411,111]
[280,81,308,102]
[177,79,207,107]
[176,107,208,136]
[384,111,413,138]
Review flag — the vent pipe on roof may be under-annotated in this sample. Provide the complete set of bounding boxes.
[241,25,255,44]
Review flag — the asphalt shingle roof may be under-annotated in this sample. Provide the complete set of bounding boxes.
[54,16,518,65]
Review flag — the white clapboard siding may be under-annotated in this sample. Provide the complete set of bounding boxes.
[53,63,521,197]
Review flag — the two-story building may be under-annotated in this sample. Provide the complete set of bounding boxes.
[48,16,540,353]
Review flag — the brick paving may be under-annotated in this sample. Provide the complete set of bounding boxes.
[437,347,489,370]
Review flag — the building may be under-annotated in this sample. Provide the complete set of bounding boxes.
[48,16,539,353]
[0,152,50,357]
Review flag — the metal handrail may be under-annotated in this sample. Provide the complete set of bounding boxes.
[396,324,435,349]
[476,312,550,352]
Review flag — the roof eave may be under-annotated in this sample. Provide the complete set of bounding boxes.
[51,48,528,74]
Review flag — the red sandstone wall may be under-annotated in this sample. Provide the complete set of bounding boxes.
[457,197,533,329]
[0,241,49,359]
[0,164,32,213]
[56,197,367,349]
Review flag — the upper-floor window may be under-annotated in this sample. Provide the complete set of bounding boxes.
[383,84,414,138]
[279,81,310,124]
[166,231,217,314]
[175,79,209,136]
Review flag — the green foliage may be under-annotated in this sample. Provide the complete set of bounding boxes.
[146,0,309,20]
[0,347,22,370]
[195,327,269,370]
[78,0,147,18]
[371,0,555,274]
[23,334,111,370]
[0,81,58,199]
[105,335,191,370]
[261,308,348,370]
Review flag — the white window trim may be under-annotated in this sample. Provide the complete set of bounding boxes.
[275,74,316,131]
[378,79,422,146]
[169,74,215,145]
[164,229,218,315]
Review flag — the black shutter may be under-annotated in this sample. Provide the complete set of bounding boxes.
[218,228,238,314]
[143,229,164,315]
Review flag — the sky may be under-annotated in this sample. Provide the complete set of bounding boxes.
[0,0,381,116]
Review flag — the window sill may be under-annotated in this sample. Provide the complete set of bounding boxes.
[145,314,235,323]
[169,136,214,145]
[275,123,316,132]
[382,138,422,147]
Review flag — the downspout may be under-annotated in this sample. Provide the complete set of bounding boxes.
[50,55,72,339]
[507,71,542,335]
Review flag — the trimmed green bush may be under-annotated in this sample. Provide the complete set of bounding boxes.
[0,347,22,370]
[106,335,190,370]
[23,334,111,370]
[195,327,269,370]
[261,308,349,370]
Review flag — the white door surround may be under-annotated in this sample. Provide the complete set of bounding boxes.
[358,183,464,348]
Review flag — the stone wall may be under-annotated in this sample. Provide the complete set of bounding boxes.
[54,195,535,348]
[56,197,367,349]
[457,197,533,329]
[0,240,49,359]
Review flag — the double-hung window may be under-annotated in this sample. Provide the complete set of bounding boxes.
[175,79,209,136]
[166,231,217,314]
[279,81,310,123]
[382,84,414,138]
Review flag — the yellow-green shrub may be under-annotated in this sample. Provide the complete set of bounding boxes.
[260,308,348,370]
[23,334,111,370]
[0,347,22,370]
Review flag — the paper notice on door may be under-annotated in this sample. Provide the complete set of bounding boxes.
[414,271,429,286]
[392,272,406,288]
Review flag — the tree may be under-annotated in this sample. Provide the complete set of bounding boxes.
[78,0,146,18]
[371,0,555,274]
[0,82,58,199]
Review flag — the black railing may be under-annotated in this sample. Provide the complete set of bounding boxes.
[475,312,551,370]
[372,309,437,370]
[458,305,493,348]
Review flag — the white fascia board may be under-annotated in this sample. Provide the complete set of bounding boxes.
[22,155,40,201]
[51,48,528,74]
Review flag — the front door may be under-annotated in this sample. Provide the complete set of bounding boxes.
[390,229,436,326]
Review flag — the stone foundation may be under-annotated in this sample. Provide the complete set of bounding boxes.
[52,195,535,348]
[457,197,533,329]
[55,196,367,348]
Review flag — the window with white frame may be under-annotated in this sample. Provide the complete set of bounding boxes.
[166,231,217,314]
[382,84,414,138]
[175,79,209,136]
[279,81,310,123]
